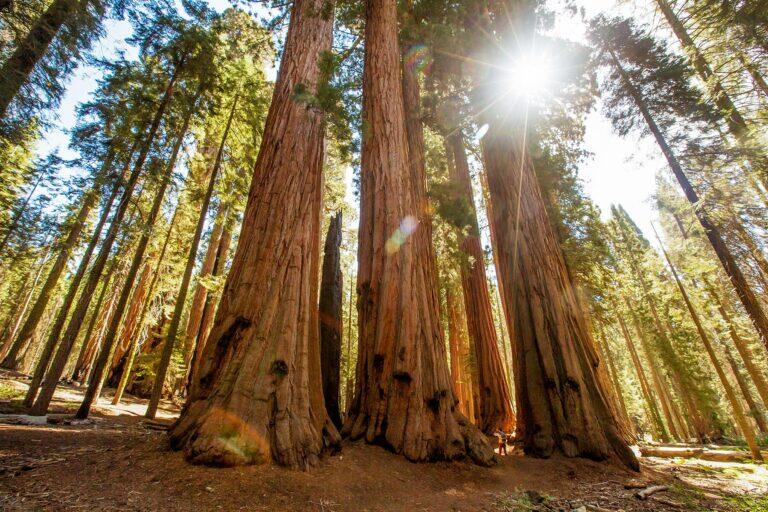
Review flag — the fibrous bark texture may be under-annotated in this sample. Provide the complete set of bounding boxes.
[343,0,494,467]
[445,128,515,434]
[169,0,339,468]
[481,123,638,470]
[319,212,343,430]
[446,286,475,422]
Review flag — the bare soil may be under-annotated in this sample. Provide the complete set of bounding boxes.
[1,371,766,511]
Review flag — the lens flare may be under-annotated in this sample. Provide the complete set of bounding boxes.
[385,216,419,254]
[404,44,432,75]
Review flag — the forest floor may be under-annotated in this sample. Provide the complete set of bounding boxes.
[0,371,766,511]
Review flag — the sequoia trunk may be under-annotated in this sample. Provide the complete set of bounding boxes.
[444,127,515,434]
[343,0,494,466]
[480,120,637,469]
[169,0,339,468]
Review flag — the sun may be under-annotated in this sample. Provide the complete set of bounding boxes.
[501,54,554,100]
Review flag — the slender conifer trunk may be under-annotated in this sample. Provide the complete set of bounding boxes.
[444,126,515,434]
[613,52,768,353]
[0,0,82,119]
[2,150,115,369]
[76,93,199,418]
[655,231,763,460]
[28,67,180,415]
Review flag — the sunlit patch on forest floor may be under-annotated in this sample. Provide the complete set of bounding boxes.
[0,372,766,511]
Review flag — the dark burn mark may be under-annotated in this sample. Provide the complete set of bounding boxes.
[270,359,289,377]
[392,371,412,384]
[373,353,384,372]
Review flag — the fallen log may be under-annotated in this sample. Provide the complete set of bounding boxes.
[639,445,759,462]
[635,485,668,500]
[640,446,704,458]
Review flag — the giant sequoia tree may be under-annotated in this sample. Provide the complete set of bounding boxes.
[342,0,494,466]
[169,0,339,468]
[465,3,637,470]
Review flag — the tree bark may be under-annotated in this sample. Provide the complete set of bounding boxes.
[182,212,225,369]
[627,308,680,441]
[28,66,180,416]
[169,0,340,468]
[112,201,180,405]
[444,127,515,434]
[594,322,632,433]
[319,212,343,430]
[188,224,231,378]
[613,52,768,354]
[722,341,768,433]
[342,0,494,467]
[446,286,475,422]
[1,150,115,369]
[21,134,139,406]
[106,261,153,387]
[70,247,123,382]
[654,230,763,461]
[480,116,637,468]
[0,0,81,119]
[0,248,50,359]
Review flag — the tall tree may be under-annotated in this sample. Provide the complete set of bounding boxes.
[343,0,493,466]
[654,227,763,461]
[591,17,768,353]
[169,0,340,467]
[468,3,637,467]
[28,56,182,415]
[441,115,515,434]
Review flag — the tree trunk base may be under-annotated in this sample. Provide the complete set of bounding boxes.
[344,409,497,467]
[170,401,341,469]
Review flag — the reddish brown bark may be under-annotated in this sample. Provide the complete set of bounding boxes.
[106,262,153,387]
[190,225,231,372]
[343,0,494,466]
[446,286,475,423]
[183,213,225,369]
[481,121,637,469]
[444,127,515,434]
[169,0,339,468]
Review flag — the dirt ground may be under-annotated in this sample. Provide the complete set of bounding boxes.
[1,372,766,511]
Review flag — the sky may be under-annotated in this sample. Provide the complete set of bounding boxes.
[34,0,669,241]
